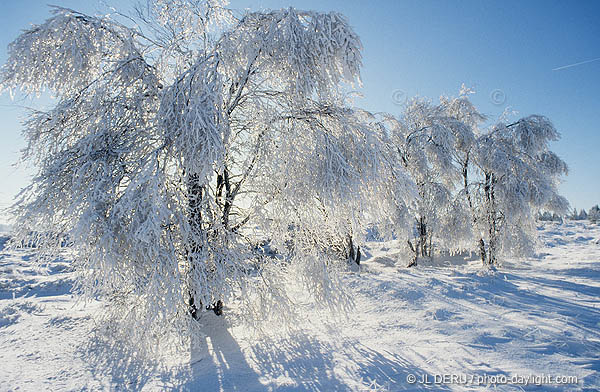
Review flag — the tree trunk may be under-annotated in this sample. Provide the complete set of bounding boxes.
[428,235,433,258]
[479,238,486,264]
[187,173,224,318]
[348,234,355,261]
[483,172,498,266]
[407,240,418,267]
[412,216,431,261]
[419,217,427,258]
[186,173,203,319]
[488,174,498,265]
[346,234,361,265]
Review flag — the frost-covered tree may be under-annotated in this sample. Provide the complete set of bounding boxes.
[386,88,483,266]
[468,116,569,265]
[389,98,463,264]
[392,99,451,265]
[537,210,563,222]
[568,208,578,220]
[1,1,414,350]
[412,89,570,265]
[589,205,600,223]
[569,208,587,221]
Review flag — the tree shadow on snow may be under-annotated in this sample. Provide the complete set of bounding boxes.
[78,314,450,391]
[170,315,448,391]
[79,329,174,391]
[175,316,266,391]
[78,316,273,391]
[246,331,449,391]
[444,270,600,388]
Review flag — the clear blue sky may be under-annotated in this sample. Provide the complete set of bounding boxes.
[1,1,598,211]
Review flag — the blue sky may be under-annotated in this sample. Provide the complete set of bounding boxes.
[1,1,598,211]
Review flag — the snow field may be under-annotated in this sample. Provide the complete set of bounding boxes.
[0,221,599,391]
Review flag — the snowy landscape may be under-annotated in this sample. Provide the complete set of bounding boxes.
[0,0,599,391]
[1,220,599,391]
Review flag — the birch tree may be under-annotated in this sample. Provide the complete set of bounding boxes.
[389,88,482,265]
[469,115,569,265]
[1,1,414,350]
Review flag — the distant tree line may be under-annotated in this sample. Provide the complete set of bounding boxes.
[565,206,600,223]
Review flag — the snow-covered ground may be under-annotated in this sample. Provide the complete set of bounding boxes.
[1,221,599,391]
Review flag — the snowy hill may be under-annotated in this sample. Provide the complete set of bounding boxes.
[1,221,599,391]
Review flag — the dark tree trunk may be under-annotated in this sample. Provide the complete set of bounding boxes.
[482,172,498,266]
[187,173,224,318]
[346,234,361,265]
[418,216,428,258]
[187,173,203,319]
[216,166,233,230]
[408,216,431,266]
[479,238,486,264]
[488,174,498,265]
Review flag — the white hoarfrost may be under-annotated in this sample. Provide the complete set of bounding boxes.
[0,2,414,352]
[384,86,568,267]
[1,0,571,371]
